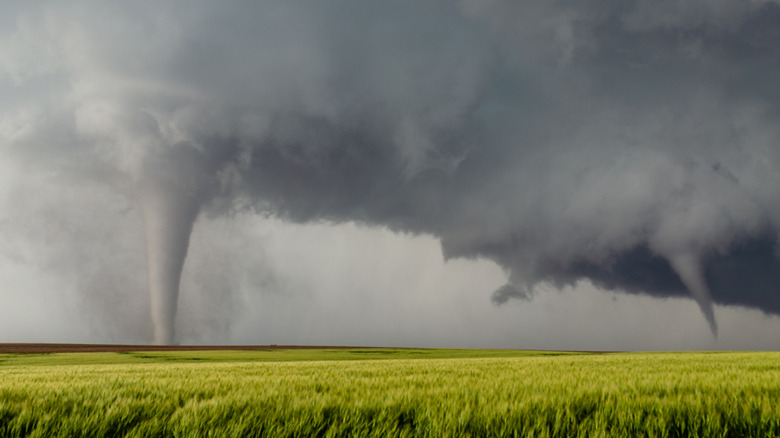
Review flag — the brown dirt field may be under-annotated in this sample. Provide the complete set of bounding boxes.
[0,344,381,354]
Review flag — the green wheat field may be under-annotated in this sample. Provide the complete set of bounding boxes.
[2,349,780,437]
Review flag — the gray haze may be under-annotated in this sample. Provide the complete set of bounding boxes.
[1,1,780,346]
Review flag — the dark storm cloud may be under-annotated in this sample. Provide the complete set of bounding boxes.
[2,0,780,340]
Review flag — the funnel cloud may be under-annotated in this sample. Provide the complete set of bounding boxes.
[2,1,780,344]
[140,184,199,345]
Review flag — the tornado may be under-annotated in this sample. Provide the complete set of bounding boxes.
[140,183,200,345]
[668,253,718,337]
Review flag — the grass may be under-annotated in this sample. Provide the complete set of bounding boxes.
[0,348,575,367]
[1,349,780,437]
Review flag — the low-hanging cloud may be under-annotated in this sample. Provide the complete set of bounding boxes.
[2,0,780,342]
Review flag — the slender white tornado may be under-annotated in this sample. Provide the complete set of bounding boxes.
[668,252,718,337]
[140,184,200,345]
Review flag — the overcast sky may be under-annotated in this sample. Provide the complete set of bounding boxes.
[2,1,780,349]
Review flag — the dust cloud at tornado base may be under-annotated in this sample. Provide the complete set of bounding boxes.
[1,1,780,345]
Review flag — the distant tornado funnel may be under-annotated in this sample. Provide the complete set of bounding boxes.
[140,184,200,345]
[668,252,718,337]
